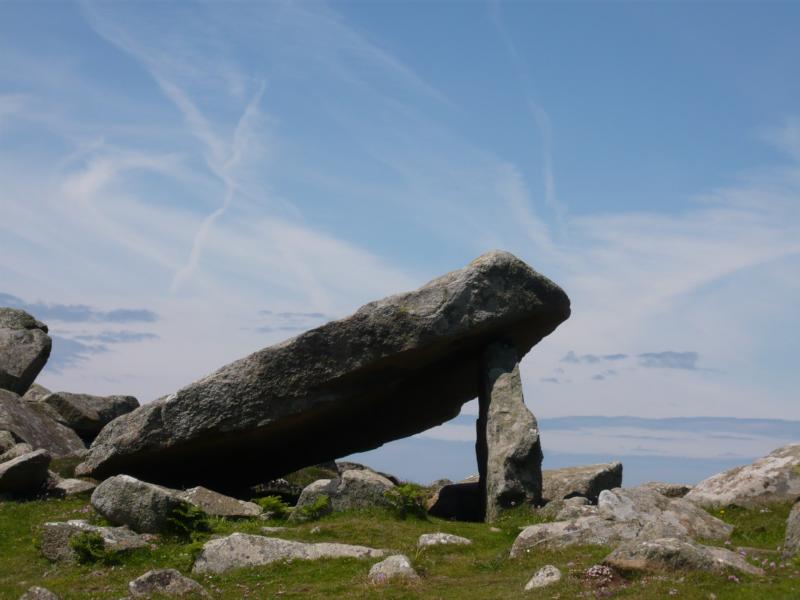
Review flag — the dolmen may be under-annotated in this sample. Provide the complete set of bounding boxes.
[77,251,571,521]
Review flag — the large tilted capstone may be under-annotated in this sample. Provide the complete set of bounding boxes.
[76,251,570,494]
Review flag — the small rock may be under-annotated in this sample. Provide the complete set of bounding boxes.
[49,476,96,498]
[289,479,336,522]
[40,520,149,562]
[0,449,50,494]
[192,533,386,574]
[129,569,210,598]
[332,469,395,511]
[524,564,562,590]
[603,537,764,576]
[685,444,800,508]
[19,587,60,600]
[260,526,287,534]
[91,474,186,533]
[179,486,261,518]
[369,554,419,583]
[785,501,800,557]
[417,532,472,548]
[542,462,623,503]
[0,442,34,463]
[336,461,400,485]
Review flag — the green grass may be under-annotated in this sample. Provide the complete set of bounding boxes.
[1,495,799,599]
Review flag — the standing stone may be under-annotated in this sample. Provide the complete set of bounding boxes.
[0,389,86,458]
[76,251,570,490]
[477,340,542,521]
[785,501,800,557]
[0,308,51,395]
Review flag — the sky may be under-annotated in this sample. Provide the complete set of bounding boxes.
[1,1,799,484]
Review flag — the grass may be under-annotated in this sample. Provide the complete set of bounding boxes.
[1,495,799,599]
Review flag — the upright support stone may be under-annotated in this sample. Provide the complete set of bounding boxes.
[477,340,543,522]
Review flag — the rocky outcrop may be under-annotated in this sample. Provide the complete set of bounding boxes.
[178,486,261,518]
[0,390,86,458]
[91,475,186,534]
[40,520,149,562]
[417,532,472,549]
[510,486,732,556]
[0,308,51,395]
[368,555,419,583]
[603,537,763,576]
[524,565,562,590]
[77,252,570,490]
[128,569,210,598]
[685,444,800,508]
[36,392,139,443]
[477,341,542,521]
[542,462,623,503]
[785,501,800,557]
[597,487,732,541]
[192,533,386,574]
[0,449,50,494]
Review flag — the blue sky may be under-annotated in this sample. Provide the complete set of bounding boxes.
[2,1,799,482]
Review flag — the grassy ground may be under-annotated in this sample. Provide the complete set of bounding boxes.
[1,495,799,599]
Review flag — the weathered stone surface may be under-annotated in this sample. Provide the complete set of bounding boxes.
[91,475,186,533]
[511,487,732,556]
[637,482,692,498]
[555,497,598,521]
[290,470,395,521]
[542,462,623,503]
[0,442,33,463]
[0,429,15,452]
[369,554,419,583]
[290,479,337,522]
[0,449,50,493]
[0,308,51,395]
[511,517,641,556]
[249,478,303,504]
[38,392,139,443]
[48,476,96,498]
[41,520,149,562]
[417,532,472,549]
[477,341,542,521]
[129,569,210,598]
[22,383,52,403]
[0,389,86,458]
[524,565,562,590]
[685,444,800,508]
[603,537,763,576]
[336,461,400,485]
[19,587,60,600]
[785,502,800,557]
[426,481,482,521]
[77,252,570,489]
[598,488,732,541]
[192,533,387,574]
[179,486,261,518]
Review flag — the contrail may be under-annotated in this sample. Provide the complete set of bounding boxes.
[169,83,265,294]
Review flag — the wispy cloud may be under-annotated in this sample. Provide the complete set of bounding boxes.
[0,292,157,323]
[638,351,699,370]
